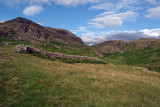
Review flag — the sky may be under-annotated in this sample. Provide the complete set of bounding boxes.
[0,0,160,45]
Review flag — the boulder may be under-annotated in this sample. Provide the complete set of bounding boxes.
[12,44,33,53]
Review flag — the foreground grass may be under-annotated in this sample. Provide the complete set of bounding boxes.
[0,45,160,107]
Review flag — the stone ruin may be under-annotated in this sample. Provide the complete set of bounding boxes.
[13,44,106,63]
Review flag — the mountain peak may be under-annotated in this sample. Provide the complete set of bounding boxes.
[10,17,32,23]
[6,17,42,27]
[0,17,84,45]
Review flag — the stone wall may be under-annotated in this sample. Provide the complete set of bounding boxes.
[13,44,106,63]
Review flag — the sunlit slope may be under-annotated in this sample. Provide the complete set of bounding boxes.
[0,45,160,107]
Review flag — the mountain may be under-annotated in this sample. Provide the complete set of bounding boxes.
[0,17,100,58]
[0,17,84,45]
[91,38,160,55]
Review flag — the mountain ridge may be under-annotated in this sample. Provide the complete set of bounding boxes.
[0,17,84,45]
[91,38,160,56]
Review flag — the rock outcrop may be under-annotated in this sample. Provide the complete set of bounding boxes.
[13,44,106,63]
[12,44,33,53]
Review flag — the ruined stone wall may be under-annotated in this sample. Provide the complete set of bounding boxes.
[31,48,105,62]
[13,44,106,63]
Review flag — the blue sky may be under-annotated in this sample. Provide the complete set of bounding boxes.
[0,0,160,44]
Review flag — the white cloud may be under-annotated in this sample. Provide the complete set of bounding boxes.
[52,0,104,7]
[0,21,5,23]
[77,27,87,32]
[146,6,160,18]
[90,2,114,10]
[140,28,160,37]
[81,35,106,44]
[73,26,105,44]
[89,16,122,28]
[74,27,160,44]
[37,23,43,25]
[89,11,138,28]
[115,0,139,10]
[28,0,52,5]
[97,11,116,16]
[90,0,141,12]
[144,0,160,5]
[0,0,104,7]
[81,30,144,44]
[0,0,21,7]
[23,5,43,16]
[99,11,138,21]
[89,0,159,29]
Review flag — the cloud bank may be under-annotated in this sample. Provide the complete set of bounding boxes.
[73,27,160,45]
[0,21,5,23]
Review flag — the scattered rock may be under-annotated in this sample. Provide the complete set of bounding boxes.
[2,42,12,46]
[133,67,150,72]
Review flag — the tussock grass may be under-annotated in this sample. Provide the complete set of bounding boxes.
[0,45,160,106]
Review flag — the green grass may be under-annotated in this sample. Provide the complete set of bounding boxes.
[0,45,160,106]
[0,37,31,45]
[104,47,160,72]
[34,41,100,58]
[0,37,100,58]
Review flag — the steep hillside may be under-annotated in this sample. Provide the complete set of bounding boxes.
[0,17,84,45]
[0,45,160,106]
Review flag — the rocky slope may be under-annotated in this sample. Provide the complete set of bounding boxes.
[0,17,84,45]
[91,38,160,56]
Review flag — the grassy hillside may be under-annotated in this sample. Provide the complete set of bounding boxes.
[1,45,160,106]
[0,37,100,58]
[104,47,160,72]
[91,38,160,72]
[91,38,160,56]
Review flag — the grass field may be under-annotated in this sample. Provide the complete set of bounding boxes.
[0,45,160,106]
[104,47,160,72]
